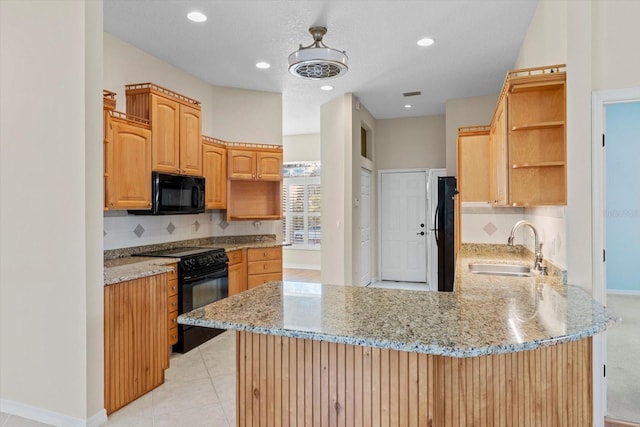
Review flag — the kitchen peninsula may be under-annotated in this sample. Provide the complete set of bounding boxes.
[179,246,616,427]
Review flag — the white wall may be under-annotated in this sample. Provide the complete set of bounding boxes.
[282,133,321,270]
[320,95,351,285]
[283,133,320,162]
[0,1,104,424]
[445,94,498,175]
[375,115,446,170]
[103,33,283,249]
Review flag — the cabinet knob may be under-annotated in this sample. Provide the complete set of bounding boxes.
[263,264,267,270]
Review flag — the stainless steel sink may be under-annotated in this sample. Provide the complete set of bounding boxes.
[468,263,532,277]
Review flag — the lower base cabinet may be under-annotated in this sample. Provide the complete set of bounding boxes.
[236,331,592,427]
[228,249,247,296]
[247,247,282,289]
[104,272,170,414]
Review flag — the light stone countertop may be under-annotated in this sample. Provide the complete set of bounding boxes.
[178,246,617,358]
[103,241,286,285]
[104,257,179,285]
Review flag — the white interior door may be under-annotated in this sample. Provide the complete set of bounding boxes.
[361,168,371,286]
[380,170,427,282]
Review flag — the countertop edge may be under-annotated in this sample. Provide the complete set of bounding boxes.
[178,315,615,358]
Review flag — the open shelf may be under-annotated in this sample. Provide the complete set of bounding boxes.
[226,180,282,221]
[511,161,565,169]
[511,121,564,131]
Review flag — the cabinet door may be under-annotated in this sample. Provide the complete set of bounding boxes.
[103,111,112,210]
[179,104,202,176]
[228,262,247,296]
[202,143,227,209]
[228,149,256,180]
[104,274,169,414]
[457,131,490,202]
[107,118,152,210]
[151,95,180,173]
[256,151,283,181]
[489,98,509,206]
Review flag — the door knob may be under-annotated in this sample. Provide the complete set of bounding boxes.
[420,223,425,228]
[417,231,425,236]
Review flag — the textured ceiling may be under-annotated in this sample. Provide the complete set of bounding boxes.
[104,0,537,136]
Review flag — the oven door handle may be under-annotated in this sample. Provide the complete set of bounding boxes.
[182,266,228,283]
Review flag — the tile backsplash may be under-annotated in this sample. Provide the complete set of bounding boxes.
[104,210,281,250]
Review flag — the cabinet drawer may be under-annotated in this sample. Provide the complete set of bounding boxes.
[227,249,244,266]
[168,326,178,346]
[168,279,178,296]
[166,263,178,280]
[247,247,282,262]
[248,259,282,275]
[168,294,178,312]
[168,312,178,329]
[248,272,282,289]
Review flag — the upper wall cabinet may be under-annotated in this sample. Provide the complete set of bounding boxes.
[506,65,566,206]
[228,147,283,181]
[457,126,491,203]
[103,91,152,211]
[489,96,509,206]
[202,136,227,210]
[125,83,203,176]
[226,145,283,221]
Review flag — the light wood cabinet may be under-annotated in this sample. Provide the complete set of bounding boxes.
[104,272,169,415]
[247,247,282,289]
[167,263,178,347]
[457,65,566,208]
[226,146,283,221]
[227,249,247,296]
[103,110,152,210]
[507,66,566,206]
[489,96,509,206]
[126,83,202,176]
[228,148,283,181]
[457,126,490,203]
[202,136,227,210]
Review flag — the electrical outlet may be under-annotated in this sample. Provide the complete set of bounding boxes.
[191,224,197,234]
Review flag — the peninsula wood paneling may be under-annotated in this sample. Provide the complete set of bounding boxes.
[236,331,592,427]
[104,274,169,414]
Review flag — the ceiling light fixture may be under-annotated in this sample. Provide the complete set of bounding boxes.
[187,11,207,23]
[288,26,349,80]
[417,37,435,47]
[404,104,412,109]
[256,62,271,69]
[320,85,334,91]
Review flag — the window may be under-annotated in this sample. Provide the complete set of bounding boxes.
[282,162,321,248]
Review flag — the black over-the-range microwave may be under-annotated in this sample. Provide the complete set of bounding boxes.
[129,172,205,215]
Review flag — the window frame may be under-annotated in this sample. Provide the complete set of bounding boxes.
[282,175,321,250]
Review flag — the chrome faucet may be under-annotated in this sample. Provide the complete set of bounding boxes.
[507,220,544,272]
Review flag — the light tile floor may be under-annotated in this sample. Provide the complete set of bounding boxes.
[105,330,237,427]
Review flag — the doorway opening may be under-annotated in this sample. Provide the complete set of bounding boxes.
[592,88,640,425]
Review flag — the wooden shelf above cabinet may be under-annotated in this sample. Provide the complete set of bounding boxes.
[511,161,565,169]
[511,121,564,131]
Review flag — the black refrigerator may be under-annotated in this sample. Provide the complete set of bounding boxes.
[436,176,457,292]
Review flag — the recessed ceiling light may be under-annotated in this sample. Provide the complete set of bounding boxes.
[417,37,435,47]
[187,11,207,23]
[320,85,334,91]
[256,62,271,69]
[404,104,412,109]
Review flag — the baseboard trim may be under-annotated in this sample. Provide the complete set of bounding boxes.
[0,399,107,427]
[283,264,320,270]
[604,417,640,427]
[607,289,640,296]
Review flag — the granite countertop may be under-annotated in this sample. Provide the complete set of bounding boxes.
[103,240,286,285]
[104,257,179,285]
[178,246,617,358]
